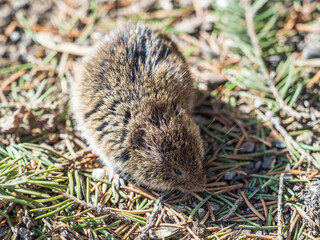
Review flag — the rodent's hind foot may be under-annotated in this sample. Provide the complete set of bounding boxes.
[92,168,126,203]
[108,169,126,188]
[108,169,126,203]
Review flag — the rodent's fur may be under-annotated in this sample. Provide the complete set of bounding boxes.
[72,24,206,192]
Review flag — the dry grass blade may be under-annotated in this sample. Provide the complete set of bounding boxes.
[240,191,265,221]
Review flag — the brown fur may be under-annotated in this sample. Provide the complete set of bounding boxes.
[71,23,206,192]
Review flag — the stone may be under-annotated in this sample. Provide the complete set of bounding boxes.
[224,171,236,180]
[240,142,255,153]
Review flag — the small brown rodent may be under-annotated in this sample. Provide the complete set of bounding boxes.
[71,24,206,192]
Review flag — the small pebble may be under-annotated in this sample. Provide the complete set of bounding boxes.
[241,229,251,234]
[267,54,282,67]
[238,104,253,114]
[198,207,206,219]
[293,185,300,192]
[262,154,276,169]
[254,160,262,170]
[284,164,293,180]
[240,141,255,153]
[254,98,264,108]
[198,82,208,91]
[296,131,314,145]
[208,201,219,212]
[9,31,20,42]
[92,168,106,179]
[272,140,286,149]
[224,171,236,180]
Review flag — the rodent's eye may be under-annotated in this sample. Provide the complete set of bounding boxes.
[174,169,182,175]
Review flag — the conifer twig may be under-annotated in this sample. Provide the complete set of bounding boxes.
[243,0,301,119]
[53,190,132,224]
[277,174,284,240]
[256,110,320,169]
[218,196,243,220]
[136,194,165,240]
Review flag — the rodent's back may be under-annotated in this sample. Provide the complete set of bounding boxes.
[72,24,206,191]
[72,24,194,166]
[76,24,193,111]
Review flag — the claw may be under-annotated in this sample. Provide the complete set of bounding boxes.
[108,169,126,203]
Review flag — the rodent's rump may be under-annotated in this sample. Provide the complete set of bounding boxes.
[72,24,206,192]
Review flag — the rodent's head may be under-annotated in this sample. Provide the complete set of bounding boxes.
[128,104,206,192]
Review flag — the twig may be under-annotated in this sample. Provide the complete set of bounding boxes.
[241,234,275,240]
[270,117,320,169]
[186,225,200,240]
[260,196,268,224]
[36,32,90,56]
[218,195,243,221]
[136,194,165,240]
[243,0,301,119]
[240,191,265,221]
[121,186,156,200]
[155,206,166,227]
[302,232,319,240]
[288,210,299,240]
[295,59,320,67]
[121,223,139,240]
[277,174,284,240]
[57,148,92,168]
[0,69,26,91]
[288,204,316,226]
[53,190,132,224]
[159,223,186,229]
[257,111,320,169]
[206,202,216,222]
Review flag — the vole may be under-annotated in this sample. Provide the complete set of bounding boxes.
[71,24,206,192]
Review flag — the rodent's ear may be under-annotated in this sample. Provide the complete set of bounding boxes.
[132,128,149,150]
